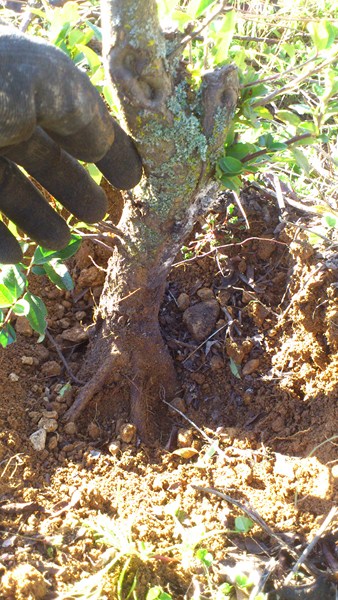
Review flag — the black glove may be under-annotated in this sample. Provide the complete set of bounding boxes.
[0,26,142,264]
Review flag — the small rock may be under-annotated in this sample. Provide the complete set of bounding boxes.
[1,563,48,600]
[33,345,50,364]
[119,423,137,443]
[257,239,276,260]
[108,441,121,456]
[177,292,190,311]
[38,417,58,432]
[75,311,86,321]
[42,410,58,419]
[21,356,34,366]
[64,422,77,436]
[331,464,338,478]
[196,287,214,301]
[88,422,101,439]
[77,265,105,288]
[48,435,58,451]
[210,355,223,370]
[242,358,260,376]
[217,289,231,306]
[41,361,62,377]
[28,411,42,424]
[246,301,270,326]
[177,428,194,448]
[29,428,47,451]
[15,317,33,337]
[183,300,220,342]
[9,373,19,382]
[242,290,256,304]
[190,372,205,384]
[58,318,71,329]
[61,325,89,343]
[168,397,186,414]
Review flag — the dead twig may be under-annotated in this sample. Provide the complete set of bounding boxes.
[45,330,85,385]
[284,506,338,585]
[192,485,318,577]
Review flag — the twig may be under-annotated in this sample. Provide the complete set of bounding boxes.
[45,330,85,385]
[249,557,277,600]
[232,191,250,229]
[167,1,231,59]
[252,53,338,108]
[284,506,337,585]
[182,324,227,363]
[192,485,317,576]
[172,237,287,268]
[243,55,318,89]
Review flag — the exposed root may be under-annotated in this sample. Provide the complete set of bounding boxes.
[63,350,124,423]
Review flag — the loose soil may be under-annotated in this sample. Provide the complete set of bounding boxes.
[0,186,337,599]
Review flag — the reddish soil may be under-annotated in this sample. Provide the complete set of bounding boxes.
[0,187,337,599]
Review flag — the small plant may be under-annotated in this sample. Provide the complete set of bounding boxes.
[0,234,81,347]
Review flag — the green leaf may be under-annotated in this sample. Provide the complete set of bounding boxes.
[307,20,336,51]
[276,110,301,127]
[33,235,81,265]
[292,148,312,175]
[85,21,102,42]
[195,0,217,18]
[76,44,101,72]
[0,265,26,308]
[220,175,242,192]
[235,573,249,589]
[218,156,244,175]
[227,143,257,161]
[43,260,74,291]
[12,299,31,316]
[86,163,103,185]
[0,323,16,348]
[235,516,254,533]
[324,213,338,228]
[195,548,213,567]
[229,357,241,378]
[31,265,46,276]
[24,292,47,339]
[146,588,172,600]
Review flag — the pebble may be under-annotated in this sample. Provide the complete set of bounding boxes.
[119,423,137,443]
[75,311,86,321]
[58,318,71,329]
[242,358,260,376]
[21,356,34,366]
[88,422,101,439]
[61,325,89,343]
[77,265,105,288]
[168,397,186,414]
[48,435,58,451]
[177,428,194,447]
[9,373,19,382]
[42,410,58,419]
[183,300,220,342]
[29,428,47,451]
[108,441,121,456]
[210,354,224,370]
[176,293,190,311]
[15,317,33,337]
[64,422,77,436]
[196,287,214,301]
[41,361,62,377]
[38,417,58,432]
[28,411,42,424]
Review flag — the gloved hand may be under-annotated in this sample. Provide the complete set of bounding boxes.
[0,26,142,264]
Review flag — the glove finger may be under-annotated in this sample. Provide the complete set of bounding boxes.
[0,158,70,250]
[0,221,23,264]
[0,27,114,162]
[4,128,108,223]
[96,121,143,190]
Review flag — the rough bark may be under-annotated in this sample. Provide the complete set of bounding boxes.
[65,0,239,442]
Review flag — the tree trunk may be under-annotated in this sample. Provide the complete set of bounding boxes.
[65,0,239,442]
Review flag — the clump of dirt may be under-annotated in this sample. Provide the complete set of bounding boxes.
[0,187,337,599]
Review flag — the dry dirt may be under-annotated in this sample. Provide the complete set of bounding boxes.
[0,187,337,599]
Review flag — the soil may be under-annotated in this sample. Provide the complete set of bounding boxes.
[0,186,337,599]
